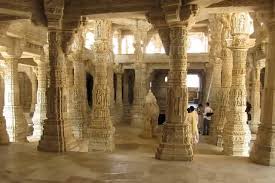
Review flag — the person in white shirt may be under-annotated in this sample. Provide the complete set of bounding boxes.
[203,102,213,135]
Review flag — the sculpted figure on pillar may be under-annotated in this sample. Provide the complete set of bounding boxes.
[208,14,223,142]
[223,12,254,156]
[150,2,199,161]
[0,39,28,142]
[142,90,160,138]
[250,6,275,165]
[87,19,115,152]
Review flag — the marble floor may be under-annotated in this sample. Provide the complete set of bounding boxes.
[0,125,274,183]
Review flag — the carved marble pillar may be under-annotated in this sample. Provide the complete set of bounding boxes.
[208,14,223,138]
[250,59,263,134]
[132,63,147,128]
[108,64,116,124]
[87,19,115,152]
[1,43,28,142]
[38,31,76,152]
[116,72,123,106]
[66,54,87,139]
[117,30,122,54]
[155,25,193,161]
[123,71,129,105]
[131,26,148,128]
[214,14,233,146]
[203,63,212,103]
[223,13,252,156]
[250,13,275,166]
[32,60,48,140]
[0,73,9,144]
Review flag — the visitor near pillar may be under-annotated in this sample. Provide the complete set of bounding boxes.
[203,102,213,135]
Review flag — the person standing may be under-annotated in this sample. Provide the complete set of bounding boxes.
[189,106,199,144]
[203,102,213,135]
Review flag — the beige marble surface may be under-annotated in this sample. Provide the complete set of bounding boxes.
[0,125,274,183]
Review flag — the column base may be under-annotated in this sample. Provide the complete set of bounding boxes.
[87,126,115,152]
[223,124,251,156]
[211,132,223,147]
[131,104,144,128]
[38,119,78,152]
[70,118,85,139]
[223,138,250,156]
[31,119,44,141]
[155,123,193,161]
[250,125,275,166]
[32,106,47,140]
[4,106,28,143]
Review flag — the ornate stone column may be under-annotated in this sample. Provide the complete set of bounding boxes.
[38,0,77,151]
[0,72,9,144]
[131,25,148,128]
[154,3,198,161]
[203,63,213,103]
[116,72,123,106]
[132,63,147,128]
[30,70,37,114]
[250,10,275,166]
[1,41,28,142]
[208,14,223,139]
[114,70,124,124]
[214,14,233,146]
[123,71,129,105]
[156,24,193,160]
[250,59,264,134]
[67,54,88,139]
[32,58,48,140]
[223,13,253,156]
[87,19,115,152]
[38,30,77,152]
[117,30,122,54]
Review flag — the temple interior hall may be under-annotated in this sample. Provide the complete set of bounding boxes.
[0,0,275,182]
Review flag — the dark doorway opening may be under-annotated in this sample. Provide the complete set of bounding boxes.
[158,114,166,125]
[86,73,94,108]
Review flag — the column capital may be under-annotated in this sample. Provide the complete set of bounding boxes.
[231,12,252,35]
[44,0,64,30]
[0,39,25,59]
[229,36,255,50]
[161,3,199,28]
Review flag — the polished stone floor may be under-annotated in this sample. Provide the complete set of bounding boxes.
[0,125,274,183]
